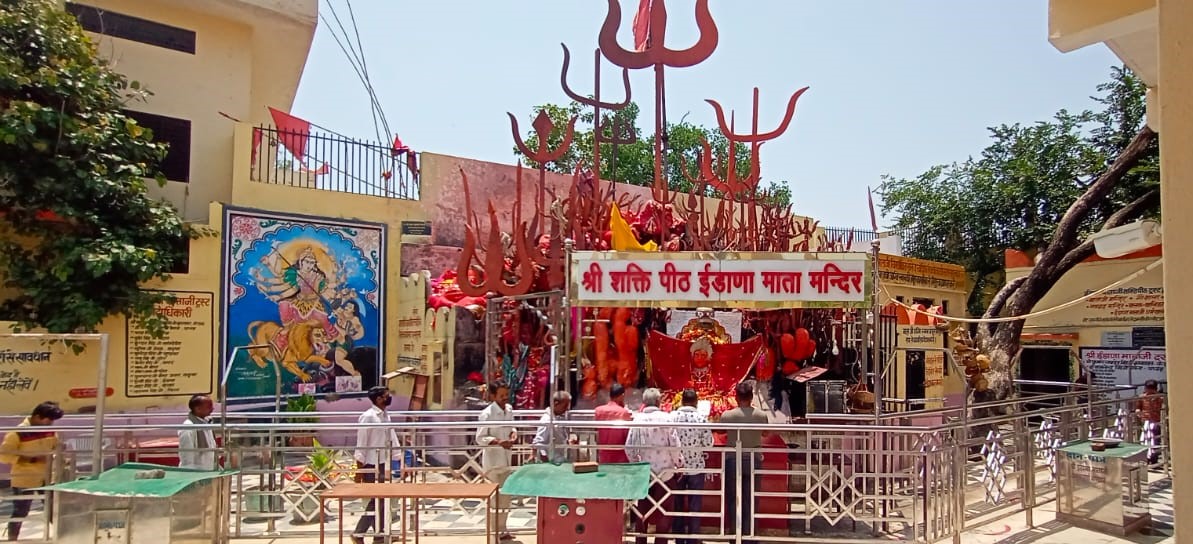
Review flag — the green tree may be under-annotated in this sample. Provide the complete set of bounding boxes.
[0,0,201,337]
[881,66,1159,404]
[513,100,793,208]
[880,67,1157,316]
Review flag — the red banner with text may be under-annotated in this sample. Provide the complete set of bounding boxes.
[570,251,871,308]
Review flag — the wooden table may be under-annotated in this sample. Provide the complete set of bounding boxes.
[319,482,500,543]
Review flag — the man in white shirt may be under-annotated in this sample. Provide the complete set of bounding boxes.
[669,389,714,544]
[625,388,682,544]
[178,395,217,470]
[475,380,517,542]
[532,391,577,463]
[353,386,400,544]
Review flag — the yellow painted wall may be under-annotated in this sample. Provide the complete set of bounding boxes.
[877,254,969,405]
[1007,253,1163,349]
[0,204,223,414]
[79,0,254,223]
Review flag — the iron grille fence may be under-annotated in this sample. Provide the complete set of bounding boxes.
[249,125,419,200]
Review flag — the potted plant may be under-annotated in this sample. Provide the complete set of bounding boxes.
[283,439,352,524]
[285,394,318,447]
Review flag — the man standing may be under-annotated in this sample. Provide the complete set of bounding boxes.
[719,382,768,544]
[532,391,576,463]
[625,388,683,544]
[0,401,63,541]
[1135,379,1165,464]
[178,395,217,470]
[353,386,400,544]
[670,389,713,544]
[475,380,517,542]
[594,383,632,464]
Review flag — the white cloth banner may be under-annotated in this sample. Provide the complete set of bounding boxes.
[571,251,870,308]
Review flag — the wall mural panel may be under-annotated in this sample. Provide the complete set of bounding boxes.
[221,208,385,399]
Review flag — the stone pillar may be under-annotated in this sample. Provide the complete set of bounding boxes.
[1157,0,1193,538]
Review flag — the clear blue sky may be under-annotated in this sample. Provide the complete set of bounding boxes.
[292,0,1119,228]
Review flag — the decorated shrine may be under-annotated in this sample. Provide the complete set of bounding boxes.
[410,0,971,417]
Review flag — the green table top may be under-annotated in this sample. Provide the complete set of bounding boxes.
[1059,440,1149,459]
[501,462,652,500]
[39,463,237,498]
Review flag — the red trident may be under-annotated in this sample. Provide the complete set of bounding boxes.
[508,110,576,290]
[703,87,808,250]
[599,0,718,204]
[560,45,635,192]
[706,86,809,149]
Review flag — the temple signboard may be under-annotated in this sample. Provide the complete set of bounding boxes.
[569,251,871,308]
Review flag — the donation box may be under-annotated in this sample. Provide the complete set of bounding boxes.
[41,463,236,544]
[1056,441,1150,536]
[501,462,652,544]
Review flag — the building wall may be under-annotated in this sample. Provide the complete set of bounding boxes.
[77,0,252,223]
[1005,246,1164,386]
[877,254,969,410]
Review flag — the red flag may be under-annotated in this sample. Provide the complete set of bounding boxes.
[406,149,418,175]
[632,0,652,52]
[301,162,330,176]
[867,187,879,233]
[268,107,312,160]
[391,134,410,156]
[251,127,263,166]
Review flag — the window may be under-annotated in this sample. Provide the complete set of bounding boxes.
[123,110,192,183]
[169,235,190,274]
[66,3,196,54]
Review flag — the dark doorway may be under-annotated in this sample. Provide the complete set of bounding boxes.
[1019,347,1072,411]
[905,350,926,403]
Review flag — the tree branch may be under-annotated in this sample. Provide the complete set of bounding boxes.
[1051,189,1160,283]
[1041,126,1157,265]
[982,276,1028,338]
[1008,127,1157,317]
[1105,189,1160,229]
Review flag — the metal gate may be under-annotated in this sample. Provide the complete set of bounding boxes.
[483,291,567,408]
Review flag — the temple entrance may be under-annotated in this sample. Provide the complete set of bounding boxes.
[1019,346,1073,412]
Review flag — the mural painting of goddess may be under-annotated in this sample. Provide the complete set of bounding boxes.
[222,209,385,399]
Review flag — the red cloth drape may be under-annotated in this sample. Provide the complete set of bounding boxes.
[646,331,763,392]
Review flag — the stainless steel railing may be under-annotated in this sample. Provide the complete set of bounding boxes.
[0,383,1169,543]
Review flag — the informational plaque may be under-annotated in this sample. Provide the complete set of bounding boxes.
[125,290,215,397]
[1078,347,1166,394]
[570,251,871,309]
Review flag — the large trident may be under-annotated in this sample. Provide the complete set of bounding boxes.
[560,44,633,192]
[599,0,718,205]
[705,86,809,250]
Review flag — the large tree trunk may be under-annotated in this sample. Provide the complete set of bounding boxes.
[973,127,1158,412]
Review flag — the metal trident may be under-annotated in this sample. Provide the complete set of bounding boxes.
[704,86,809,250]
[560,45,634,192]
[599,0,718,205]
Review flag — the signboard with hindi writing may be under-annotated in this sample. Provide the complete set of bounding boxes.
[1078,347,1166,395]
[125,290,215,397]
[570,251,871,308]
[0,335,100,414]
[878,254,967,292]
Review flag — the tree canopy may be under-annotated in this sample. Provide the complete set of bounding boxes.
[513,100,793,208]
[0,0,199,337]
[880,67,1157,315]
